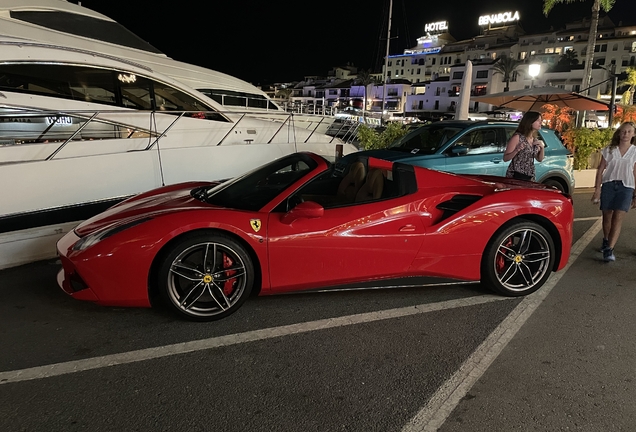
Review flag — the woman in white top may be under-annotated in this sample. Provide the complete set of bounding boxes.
[591,122,636,262]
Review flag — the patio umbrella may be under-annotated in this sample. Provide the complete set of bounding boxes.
[471,86,609,112]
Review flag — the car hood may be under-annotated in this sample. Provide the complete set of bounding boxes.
[75,181,222,236]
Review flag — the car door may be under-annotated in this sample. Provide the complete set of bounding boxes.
[443,127,507,176]
[266,188,426,293]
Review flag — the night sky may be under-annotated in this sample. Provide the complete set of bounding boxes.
[77,0,634,85]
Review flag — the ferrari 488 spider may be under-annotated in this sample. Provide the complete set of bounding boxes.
[57,152,573,321]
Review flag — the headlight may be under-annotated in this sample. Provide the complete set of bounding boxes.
[72,217,152,251]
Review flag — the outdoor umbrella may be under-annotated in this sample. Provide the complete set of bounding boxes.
[470,86,609,112]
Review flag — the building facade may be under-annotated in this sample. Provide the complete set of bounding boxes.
[286,13,636,120]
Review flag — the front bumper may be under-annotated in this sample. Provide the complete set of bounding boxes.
[56,230,100,302]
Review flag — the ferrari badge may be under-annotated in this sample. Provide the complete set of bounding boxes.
[250,219,261,233]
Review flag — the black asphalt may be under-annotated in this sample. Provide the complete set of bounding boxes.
[1,188,634,431]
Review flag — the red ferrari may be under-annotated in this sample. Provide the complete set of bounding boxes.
[57,152,573,321]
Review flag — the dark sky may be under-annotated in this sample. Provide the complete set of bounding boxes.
[78,0,634,85]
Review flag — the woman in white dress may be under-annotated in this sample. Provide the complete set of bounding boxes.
[591,122,636,262]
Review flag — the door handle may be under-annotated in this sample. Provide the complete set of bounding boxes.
[399,224,416,232]
[491,158,502,163]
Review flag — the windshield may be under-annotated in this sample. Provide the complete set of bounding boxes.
[388,125,463,154]
[201,154,319,211]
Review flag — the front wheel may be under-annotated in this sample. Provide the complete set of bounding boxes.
[481,221,555,297]
[156,233,254,321]
[542,178,566,193]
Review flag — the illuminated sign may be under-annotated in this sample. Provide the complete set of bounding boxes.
[424,21,448,33]
[478,11,520,26]
[404,47,442,55]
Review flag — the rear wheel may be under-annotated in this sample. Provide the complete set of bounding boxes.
[481,221,555,297]
[157,233,253,321]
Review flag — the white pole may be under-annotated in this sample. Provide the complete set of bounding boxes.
[456,61,472,120]
[381,0,393,124]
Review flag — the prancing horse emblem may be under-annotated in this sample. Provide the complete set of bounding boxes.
[250,219,261,233]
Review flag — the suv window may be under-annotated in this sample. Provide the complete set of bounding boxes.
[504,127,549,148]
[389,125,463,154]
[451,128,503,155]
[504,127,517,142]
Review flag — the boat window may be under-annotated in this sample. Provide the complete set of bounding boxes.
[153,82,225,120]
[0,64,226,121]
[198,89,280,111]
[118,75,153,110]
[10,11,163,54]
[0,64,119,105]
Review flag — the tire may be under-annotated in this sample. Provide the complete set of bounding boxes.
[542,178,566,193]
[157,232,254,321]
[481,221,555,297]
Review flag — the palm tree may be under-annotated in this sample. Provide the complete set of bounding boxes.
[544,0,616,96]
[619,66,636,106]
[558,48,579,67]
[354,69,375,118]
[491,56,521,92]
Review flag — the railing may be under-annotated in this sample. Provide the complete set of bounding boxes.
[0,107,341,163]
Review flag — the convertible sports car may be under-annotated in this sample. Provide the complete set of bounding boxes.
[57,152,574,321]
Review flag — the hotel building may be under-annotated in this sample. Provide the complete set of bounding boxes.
[287,12,636,121]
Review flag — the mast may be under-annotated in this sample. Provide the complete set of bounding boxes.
[381,0,393,124]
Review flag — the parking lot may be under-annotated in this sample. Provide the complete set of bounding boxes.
[1,188,635,431]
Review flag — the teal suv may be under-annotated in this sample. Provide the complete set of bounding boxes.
[352,120,574,193]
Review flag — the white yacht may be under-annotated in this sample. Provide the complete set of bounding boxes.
[0,2,357,269]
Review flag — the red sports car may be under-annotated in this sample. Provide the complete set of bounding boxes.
[57,152,573,321]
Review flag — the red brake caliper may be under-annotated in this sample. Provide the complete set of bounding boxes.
[222,253,237,295]
[496,238,513,274]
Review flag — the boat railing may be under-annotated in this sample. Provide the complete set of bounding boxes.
[0,107,340,163]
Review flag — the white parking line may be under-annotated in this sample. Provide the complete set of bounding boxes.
[401,218,602,432]
[0,295,509,385]
[574,216,601,222]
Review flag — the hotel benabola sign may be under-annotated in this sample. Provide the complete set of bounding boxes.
[478,11,520,26]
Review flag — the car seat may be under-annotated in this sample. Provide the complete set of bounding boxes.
[337,161,366,202]
[355,169,384,202]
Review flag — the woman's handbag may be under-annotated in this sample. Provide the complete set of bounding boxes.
[512,171,532,181]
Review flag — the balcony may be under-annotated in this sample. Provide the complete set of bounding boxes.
[448,90,460,97]
[471,88,487,96]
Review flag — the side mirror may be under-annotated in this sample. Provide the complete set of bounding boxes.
[451,145,468,155]
[281,201,324,225]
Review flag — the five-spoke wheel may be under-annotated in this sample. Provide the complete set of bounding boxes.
[157,233,253,321]
[481,221,555,296]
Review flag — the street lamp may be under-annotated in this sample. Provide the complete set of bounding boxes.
[528,63,541,88]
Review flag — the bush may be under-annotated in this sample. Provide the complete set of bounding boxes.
[357,123,408,150]
[561,127,613,170]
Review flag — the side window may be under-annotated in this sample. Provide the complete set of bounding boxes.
[283,165,403,211]
[453,129,500,155]
[0,64,117,105]
[152,81,226,121]
[152,81,212,112]
[504,127,517,141]
[118,74,153,110]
